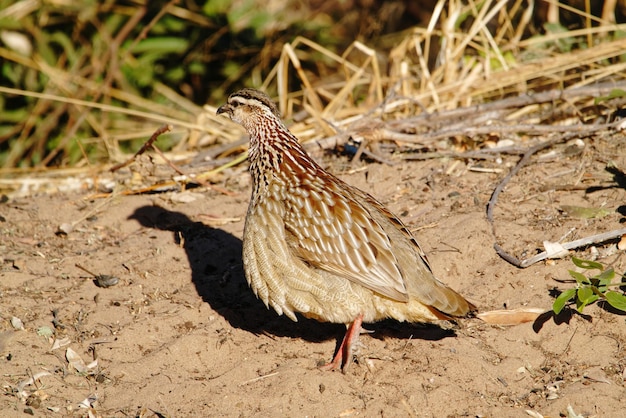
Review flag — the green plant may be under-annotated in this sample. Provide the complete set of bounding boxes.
[0,0,336,168]
[553,257,626,314]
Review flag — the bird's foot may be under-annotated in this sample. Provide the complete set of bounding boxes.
[319,314,364,373]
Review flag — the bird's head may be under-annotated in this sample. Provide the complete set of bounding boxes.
[217,88,281,131]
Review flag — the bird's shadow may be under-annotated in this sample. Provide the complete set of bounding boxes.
[128,205,453,344]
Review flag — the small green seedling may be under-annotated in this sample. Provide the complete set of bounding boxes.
[553,256,626,314]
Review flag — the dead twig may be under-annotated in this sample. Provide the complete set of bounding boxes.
[110,124,171,172]
[389,82,625,130]
[416,119,622,143]
[487,137,563,228]
[109,124,235,196]
[486,137,562,267]
[502,228,626,268]
[238,372,279,386]
[301,86,625,159]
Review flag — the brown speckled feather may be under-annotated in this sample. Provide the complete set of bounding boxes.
[217,89,476,367]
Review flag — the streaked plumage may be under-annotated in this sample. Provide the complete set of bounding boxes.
[217,88,476,371]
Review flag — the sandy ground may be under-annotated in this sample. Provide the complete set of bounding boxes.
[1,135,625,417]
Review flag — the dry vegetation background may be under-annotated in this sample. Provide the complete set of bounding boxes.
[1,0,626,417]
[1,0,626,171]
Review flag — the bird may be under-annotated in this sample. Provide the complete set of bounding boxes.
[217,88,476,371]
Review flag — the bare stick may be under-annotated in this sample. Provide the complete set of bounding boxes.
[415,118,624,143]
[146,137,236,195]
[109,124,235,196]
[149,142,187,177]
[486,138,558,232]
[497,228,626,268]
[304,105,624,156]
[110,124,171,172]
[238,372,279,386]
[488,137,565,268]
[388,82,625,129]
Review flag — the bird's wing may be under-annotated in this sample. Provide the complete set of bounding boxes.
[282,176,410,302]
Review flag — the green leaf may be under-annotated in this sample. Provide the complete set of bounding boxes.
[36,31,57,66]
[0,107,29,123]
[590,285,606,297]
[0,17,26,31]
[544,22,568,33]
[568,270,589,284]
[203,0,231,16]
[227,0,255,30]
[577,286,595,302]
[576,287,599,312]
[103,13,125,37]
[165,66,185,83]
[595,267,615,284]
[594,89,626,104]
[128,37,189,54]
[249,11,272,38]
[571,257,603,271]
[560,205,611,219]
[188,60,205,75]
[221,61,242,78]
[553,288,577,314]
[161,15,186,33]
[543,22,575,52]
[605,291,626,312]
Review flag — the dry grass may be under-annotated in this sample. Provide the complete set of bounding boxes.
[1,0,625,196]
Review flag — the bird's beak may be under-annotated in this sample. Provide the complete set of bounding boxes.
[216,104,231,117]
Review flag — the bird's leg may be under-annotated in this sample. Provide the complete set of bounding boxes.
[319,313,364,372]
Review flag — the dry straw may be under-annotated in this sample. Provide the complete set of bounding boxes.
[1,0,625,196]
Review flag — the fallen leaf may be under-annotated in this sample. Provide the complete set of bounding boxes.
[66,348,88,373]
[51,337,71,350]
[583,367,611,384]
[78,394,98,408]
[57,223,74,235]
[17,371,52,396]
[560,205,611,219]
[567,405,583,418]
[11,316,24,330]
[198,213,242,226]
[477,308,545,325]
[170,191,204,203]
[36,326,54,338]
[543,241,569,259]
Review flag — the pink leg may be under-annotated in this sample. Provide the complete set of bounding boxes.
[319,314,364,372]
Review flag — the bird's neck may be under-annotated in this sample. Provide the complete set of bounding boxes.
[247,121,316,199]
[248,119,300,170]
